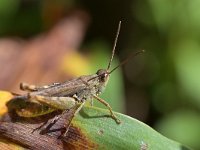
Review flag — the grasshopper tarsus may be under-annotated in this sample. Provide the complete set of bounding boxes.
[114,117,121,124]
[109,113,121,124]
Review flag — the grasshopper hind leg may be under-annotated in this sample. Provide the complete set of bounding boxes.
[63,102,85,137]
[20,82,61,92]
[28,95,77,110]
[35,102,85,137]
[27,95,85,136]
[20,83,38,92]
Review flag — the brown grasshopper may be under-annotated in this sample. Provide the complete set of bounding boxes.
[7,21,144,135]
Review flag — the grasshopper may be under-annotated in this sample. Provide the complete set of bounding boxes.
[7,21,144,135]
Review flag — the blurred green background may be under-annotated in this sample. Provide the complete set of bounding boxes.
[0,0,200,149]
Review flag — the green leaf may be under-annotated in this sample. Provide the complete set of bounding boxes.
[0,91,190,149]
[72,106,190,150]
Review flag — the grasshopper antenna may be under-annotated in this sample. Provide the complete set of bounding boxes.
[109,50,145,74]
[88,50,145,82]
[87,21,121,82]
[107,21,121,71]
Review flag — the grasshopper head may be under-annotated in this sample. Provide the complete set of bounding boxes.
[93,69,110,95]
[96,69,110,84]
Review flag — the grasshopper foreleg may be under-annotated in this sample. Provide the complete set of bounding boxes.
[93,95,121,124]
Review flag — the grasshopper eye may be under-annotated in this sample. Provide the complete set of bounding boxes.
[96,69,109,82]
[96,69,106,75]
[99,74,107,82]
